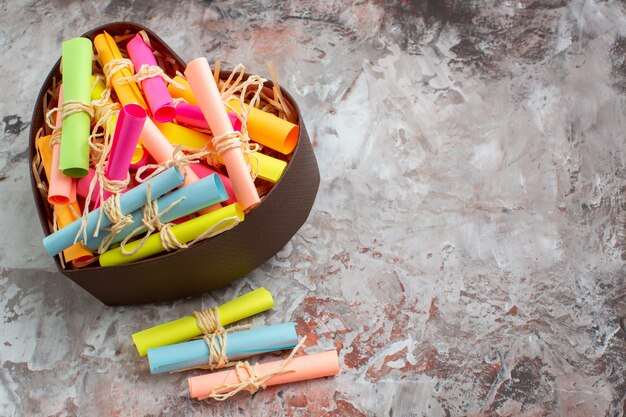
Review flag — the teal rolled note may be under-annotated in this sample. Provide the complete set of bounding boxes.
[59,37,92,178]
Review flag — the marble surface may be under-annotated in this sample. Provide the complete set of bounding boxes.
[1,0,625,416]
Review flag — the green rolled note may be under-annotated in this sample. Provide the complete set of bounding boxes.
[99,203,244,266]
[59,37,93,178]
[132,288,274,356]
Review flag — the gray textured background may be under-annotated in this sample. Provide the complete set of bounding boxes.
[1,0,625,416]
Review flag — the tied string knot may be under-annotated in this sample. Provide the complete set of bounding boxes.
[212,131,260,180]
[194,307,224,335]
[208,336,308,401]
[116,64,185,90]
[135,145,209,184]
[62,100,95,120]
[203,331,230,370]
[95,193,134,252]
[103,58,134,89]
[118,183,185,255]
[45,100,95,131]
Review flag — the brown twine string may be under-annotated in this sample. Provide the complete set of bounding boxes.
[116,64,185,90]
[194,307,224,335]
[135,145,209,183]
[103,58,134,89]
[138,30,152,49]
[266,61,293,121]
[213,60,221,84]
[94,193,135,253]
[207,336,307,401]
[157,214,241,252]
[218,67,264,179]
[33,128,48,198]
[75,74,125,248]
[117,183,185,255]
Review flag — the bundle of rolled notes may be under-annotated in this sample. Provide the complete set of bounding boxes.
[34,29,299,268]
[131,288,340,401]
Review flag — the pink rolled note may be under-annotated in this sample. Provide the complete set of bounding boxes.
[190,162,236,205]
[140,118,198,187]
[175,102,241,132]
[76,168,99,207]
[48,87,77,205]
[102,104,147,200]
[185,57,260,211]
[126,34,176,123]
[188,350,340,400]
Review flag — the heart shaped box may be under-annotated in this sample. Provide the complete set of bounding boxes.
[28,22,320,305]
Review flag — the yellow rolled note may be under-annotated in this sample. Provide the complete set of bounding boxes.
[227,99,298,155]
[169,83,299,155]
[157,122,287,183]
[167,75,199,105]
[155,121,209,149]
[93,32,147,109]
[248,152,287,184]
[99,203,244,267]
[37,135,94,264]
[131,287,274,356]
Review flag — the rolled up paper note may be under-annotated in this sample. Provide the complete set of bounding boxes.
[84,174,228,250]
[42,166,184,256]
[158,121,286,184]
[227,99,299,155]
[185,57,260,211]
[126,34,176,122]
[59,37,92,178]
[99,202,243,267]
[76,168,100,209]
[141,118,199,187]
[93,32,147,108]
[102,104,147,200]
[248,152,287,184]
[132,287,274,356]
[188,350,340,400]
[155,121,209,149]
[190,163,236,205]
[37,135,93,264]
[91,75,146,172]
[175,102,241,132]
[167,75,198,105]
[48,86,77,205]
[148,322,299,374]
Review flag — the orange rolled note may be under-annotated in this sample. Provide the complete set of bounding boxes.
[37,135,93,264]
[93,32,147,109]
[167,75,198,105]
[188,350,340,400]
[227,99,298,155]
[140,118,199,187]
[185,58,260,211]
[48,87,77,204]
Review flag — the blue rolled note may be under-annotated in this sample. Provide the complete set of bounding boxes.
[42,166,185,256]
[147,322,299,374]
[83,174,228,250]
